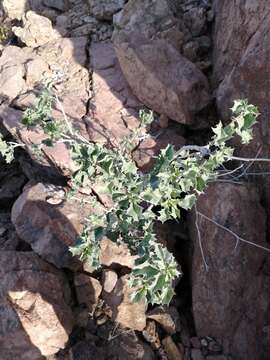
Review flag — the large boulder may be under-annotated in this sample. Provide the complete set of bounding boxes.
[189,183,270,359]
[113,0,210,125]
[0,251,74,359]
[212,0,270,238]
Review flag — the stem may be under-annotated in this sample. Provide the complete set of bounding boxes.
[198,211,270,253]
[195,205,209,271]
[229,156,270,162]
[55,95,74,136]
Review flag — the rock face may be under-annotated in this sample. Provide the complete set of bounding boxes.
[212,0,270,240]
[189,183,270,359]
[213,1,270,127]
[113,0,210,125]
[13,11,61,47]
[11,182,86,270]
[0,251,74,359]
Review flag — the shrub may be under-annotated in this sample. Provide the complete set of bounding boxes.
[0,84,259,305]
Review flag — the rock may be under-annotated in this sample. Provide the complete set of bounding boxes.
[0,38,90,178]
[0,157,27,206]
[11,182,90,270]
[69,340,105,360]
[189,183,270,359]
[103,275,146,331]
[213,0,270,292]
[212,1,270,88]
[113,0,210,125]
[190,337,201,349]
[147,306,181,335]
[183,7,207,37]
[114,35,210,126]
[107,330,155,360]
[37,36,90,125]
[13,11,61,47]
[113,0,189,52]
[183,40,199,62]
[191,349,204,360]
[0,46,28,102]
[162,336,184,360]
[0,251,73,359]
[2,0,27,20]
[74,274,102,313]
[206,356,227,360]
[0,213,20,250]
[142,320,161,350]
[87,41,140,145]
[133,129,185,172]
[89,0,125,20]
[43,0,69,12]
[102,269,118,293]
[100,237,136,269]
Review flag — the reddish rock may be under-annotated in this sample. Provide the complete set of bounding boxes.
[114,35,210,126]
[106,328,155,360]
[189,183,270,359]
[162,336,184,360]
[37,37,90,127]
[0,251,73,359]
[100,237,136,269]
[113,0,210,125]
[147,306,181,335]
[87,41,140,145]
[133,129,185,172]
[0,214,20,251]
[212,1,270,88]
[74,274,102,313]
[213,0,270,263]
[11,182,89,270]
[69,340,105,360]
[0,38,90,177]
[103,275,146,331]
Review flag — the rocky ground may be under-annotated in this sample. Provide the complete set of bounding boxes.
[0,1,270,359]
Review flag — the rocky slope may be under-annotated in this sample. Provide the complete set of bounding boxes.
[0,1,269,359]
